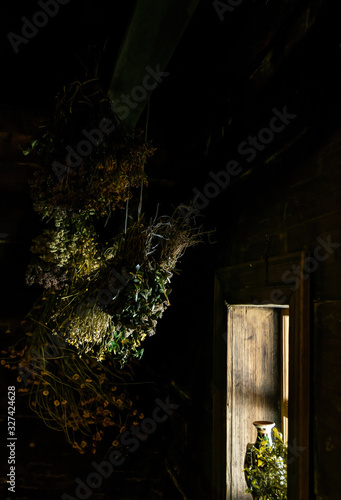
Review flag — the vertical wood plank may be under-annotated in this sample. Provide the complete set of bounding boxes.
[212,275,227,500]
[226,306,232,499]
[313,301,341,499]
[227,306,281,499]
[288,252,310,500]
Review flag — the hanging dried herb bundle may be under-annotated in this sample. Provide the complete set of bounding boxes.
[1,77,207,452]
[24,79,155,219]
[27,209,203,365]
[1,316,141,455]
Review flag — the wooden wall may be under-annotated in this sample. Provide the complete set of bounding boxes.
[0,106,44,323]
[204,3,341,494]
[214,121,341,499]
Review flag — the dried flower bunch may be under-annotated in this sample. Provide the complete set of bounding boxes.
[23,80,204,366]
[0,78,205,452]
[1,322,141,455]
[49,210,203,364]
[24,79,155,219]
[26,210,103,289]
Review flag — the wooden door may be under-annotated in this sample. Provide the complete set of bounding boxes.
[226,305,281,499]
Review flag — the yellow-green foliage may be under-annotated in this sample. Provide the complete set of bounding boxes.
[244,427,287,499]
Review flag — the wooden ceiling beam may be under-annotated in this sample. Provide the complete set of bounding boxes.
[107,0,200,129]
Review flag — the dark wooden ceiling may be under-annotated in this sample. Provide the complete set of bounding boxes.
[1,0,340,295]
[1,0,339,188]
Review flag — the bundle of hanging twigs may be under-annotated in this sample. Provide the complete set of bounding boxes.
[0,78,206,452]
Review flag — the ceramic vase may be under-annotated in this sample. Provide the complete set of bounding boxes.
[244,421,275,498]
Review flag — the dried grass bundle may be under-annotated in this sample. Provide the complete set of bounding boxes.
[46,208,205,365]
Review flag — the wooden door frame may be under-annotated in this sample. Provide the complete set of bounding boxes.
[212,251,310,500]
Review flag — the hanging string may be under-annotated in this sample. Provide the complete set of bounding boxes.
[138,100,150,221]
[124,198,129,234]
[153,202,160,223]
[104,202,111,227]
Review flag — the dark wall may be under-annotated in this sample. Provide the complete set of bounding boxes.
[212,107,341,500]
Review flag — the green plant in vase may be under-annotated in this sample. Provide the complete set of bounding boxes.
[244,426,287,500]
